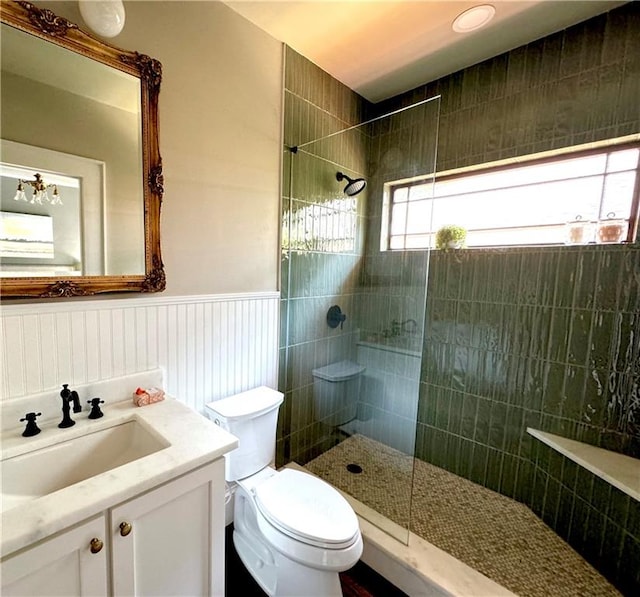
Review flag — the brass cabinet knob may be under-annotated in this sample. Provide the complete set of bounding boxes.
[90,538,104,554]
[119,521,132,537]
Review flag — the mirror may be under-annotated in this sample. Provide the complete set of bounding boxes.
[0,1,164,298]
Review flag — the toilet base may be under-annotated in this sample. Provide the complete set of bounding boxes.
[234,530,343,596]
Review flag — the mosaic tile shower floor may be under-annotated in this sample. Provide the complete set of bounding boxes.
[305,434,619,597]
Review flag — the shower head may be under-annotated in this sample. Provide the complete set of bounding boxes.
[336,172,366,196]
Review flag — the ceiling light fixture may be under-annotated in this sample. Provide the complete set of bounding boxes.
[78,0,125,38]
[452,4,496,33]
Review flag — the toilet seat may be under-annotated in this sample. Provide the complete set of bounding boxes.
[254,469,359,549]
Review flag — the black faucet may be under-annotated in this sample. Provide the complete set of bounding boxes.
[59,383,81,428]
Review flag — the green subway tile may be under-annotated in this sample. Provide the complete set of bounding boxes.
[620,533,640,595]
[583,506,606,565]
[561,365,587,420]
[612,312,638,373]
[435,387,451,430]
[519,411,541,460]
[531,469,548,516]
[500,454,518,498]
[501,253,523,304]
[485,449,504,493]
[448,391,464,435]
[515,458,535,506]
[474,397,491,444]
[488,401,507,450]
[556,486,575,541]
[458,438,473,478]
[582,369,607,428]
[607,487,630,531]
[618,248,640,313]
[567,309,593,366]
[560,458,579,491]
[573,249,599,309]
[542,476,561,527]
[461,394,478,439]
[596,249,622,310]
[590,311,614,370]
[542,362,565,415]
[569,496,590,553]
[555,251,579,307]
[517,252,542,305]
[547,308,571,362]
[627,499,640,540]
[591,476,612,519]
[524,358,545,412]
[445,258,463,299]
[447,434,463,476]
[470,443,488,485]
[536,442,551,470]
[548,448,565,481]
[504,405,524,455]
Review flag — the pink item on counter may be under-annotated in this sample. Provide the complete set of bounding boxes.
[133,386,165,406]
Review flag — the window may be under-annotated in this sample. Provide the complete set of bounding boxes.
[384,142,640,250]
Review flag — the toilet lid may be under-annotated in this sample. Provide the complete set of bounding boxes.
[254,469,359,547]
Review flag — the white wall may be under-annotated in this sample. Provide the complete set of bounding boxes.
[0,293,279,412]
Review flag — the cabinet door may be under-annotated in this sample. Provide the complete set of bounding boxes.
[1,515,108,597]
[111,459,225,597]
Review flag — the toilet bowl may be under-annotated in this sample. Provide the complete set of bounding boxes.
[205,387,362,596]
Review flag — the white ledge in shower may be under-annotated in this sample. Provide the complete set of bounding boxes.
[527,428,640,502]
[356,338,422,358]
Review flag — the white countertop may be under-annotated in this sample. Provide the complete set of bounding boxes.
[1,394,237,557]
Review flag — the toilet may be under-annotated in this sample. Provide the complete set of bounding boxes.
[312,360,365,426]
[205,386,362,597]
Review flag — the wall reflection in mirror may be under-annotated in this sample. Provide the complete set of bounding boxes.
[0,21,145,278]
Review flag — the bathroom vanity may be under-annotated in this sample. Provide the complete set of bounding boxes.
[0,372,237,596]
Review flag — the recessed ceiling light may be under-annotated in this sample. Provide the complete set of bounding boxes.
[452,4,496,33]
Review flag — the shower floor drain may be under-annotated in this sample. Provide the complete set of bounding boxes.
[346,463,363,474]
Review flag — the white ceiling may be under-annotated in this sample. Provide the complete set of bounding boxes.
[225,0,627,103]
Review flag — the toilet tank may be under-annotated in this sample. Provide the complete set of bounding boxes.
[205,386,283,482]
[312,360,365,426]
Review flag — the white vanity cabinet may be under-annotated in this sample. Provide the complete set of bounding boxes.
[1,460,225,597]
[111,459,225,596]
[1,515,109,596]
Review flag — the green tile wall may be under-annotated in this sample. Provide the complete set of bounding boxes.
[280,47,370,465]
[371,4,639,592]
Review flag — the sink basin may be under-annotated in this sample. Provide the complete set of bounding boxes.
[1,420,169,512]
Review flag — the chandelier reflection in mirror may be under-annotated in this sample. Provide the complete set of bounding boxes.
[14,173,63,206]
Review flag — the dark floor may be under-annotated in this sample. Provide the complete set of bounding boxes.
[224,524,406,597]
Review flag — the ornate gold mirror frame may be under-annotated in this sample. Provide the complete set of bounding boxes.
[0,0,165,298]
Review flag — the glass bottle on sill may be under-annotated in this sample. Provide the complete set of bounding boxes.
[596,212,627,244]
[565,215,595,245]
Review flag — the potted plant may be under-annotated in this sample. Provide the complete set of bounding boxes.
[435,225,467,249]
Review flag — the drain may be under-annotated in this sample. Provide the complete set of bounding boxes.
[346,463,363,474]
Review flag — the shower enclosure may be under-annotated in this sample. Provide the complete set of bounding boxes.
[280,97,441,545]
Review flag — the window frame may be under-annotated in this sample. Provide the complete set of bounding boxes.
[384,140,640,251]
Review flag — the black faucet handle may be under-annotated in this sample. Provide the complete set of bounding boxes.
[60,383,71,398]
[87,398,105,419]
[20,412,42,437]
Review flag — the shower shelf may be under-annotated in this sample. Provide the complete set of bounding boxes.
[527,428,640,502]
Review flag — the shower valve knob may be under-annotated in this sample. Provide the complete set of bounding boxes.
[327,305,346,329]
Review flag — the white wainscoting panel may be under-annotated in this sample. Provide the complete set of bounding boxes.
[0,293,279,413]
